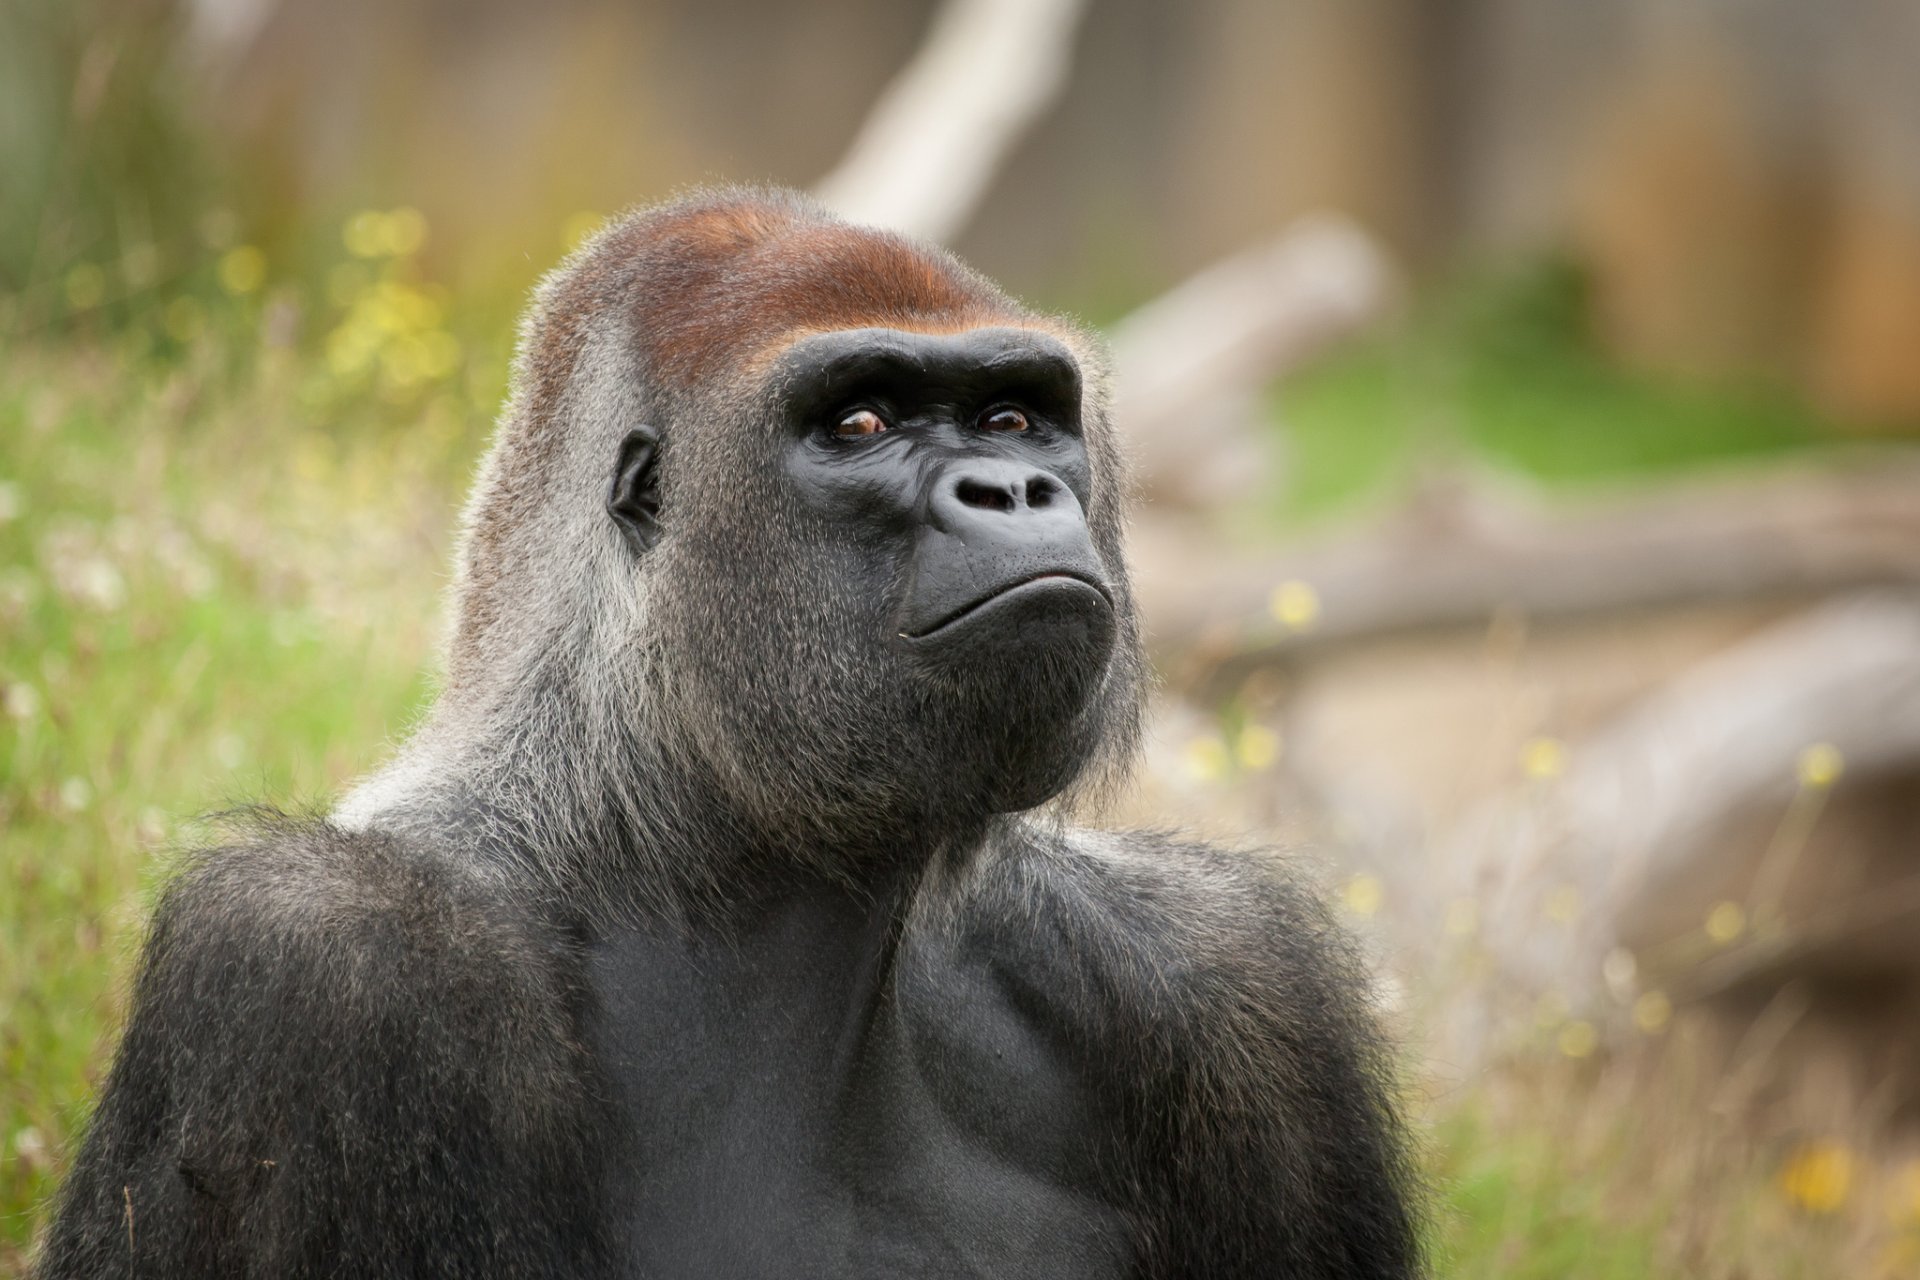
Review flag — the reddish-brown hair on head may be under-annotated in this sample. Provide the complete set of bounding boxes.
[544,188,1028,393]
[458,189,1059,685]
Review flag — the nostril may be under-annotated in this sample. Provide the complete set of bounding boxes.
[1026,475,1060,508]
[955,477,1018,513]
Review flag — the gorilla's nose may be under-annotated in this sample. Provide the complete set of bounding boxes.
[932,460,1078,531]
[900,460,1112,644]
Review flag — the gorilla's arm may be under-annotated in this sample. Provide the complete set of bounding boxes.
[1002,829,1423,1279]
[38,822,607,1280]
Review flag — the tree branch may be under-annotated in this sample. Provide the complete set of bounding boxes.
[812,0,1090,244]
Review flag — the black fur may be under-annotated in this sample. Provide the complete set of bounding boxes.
[40,189,1421,1278]
[41,818,616,1277]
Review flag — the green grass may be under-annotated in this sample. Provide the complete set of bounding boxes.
[0,342,469,1266]
[1429,1105,1662,1280]
[0,263,1895,1273]
[1273,260,1831,523]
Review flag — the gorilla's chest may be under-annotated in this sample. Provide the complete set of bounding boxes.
[586,906,1134,1278]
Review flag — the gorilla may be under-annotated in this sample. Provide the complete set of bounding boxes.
[42,189,1420,1278]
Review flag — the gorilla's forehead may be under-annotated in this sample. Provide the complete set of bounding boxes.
[769,326,1082,415]
[606,197,1029,390]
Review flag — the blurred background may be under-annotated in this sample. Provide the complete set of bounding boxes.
[5,0,1920,1273]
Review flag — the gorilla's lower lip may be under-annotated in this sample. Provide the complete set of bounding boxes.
[900,572,1113,641]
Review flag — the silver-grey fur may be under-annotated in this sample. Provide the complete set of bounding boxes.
[41,187,1420,1280]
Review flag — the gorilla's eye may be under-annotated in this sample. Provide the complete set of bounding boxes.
[834,408,889,437]
[981,407,1029,432]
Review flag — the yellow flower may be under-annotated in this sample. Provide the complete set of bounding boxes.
[1182,736,1229,782]
[1342,873,1382,918]
[1520,736,1567,781]
[1268,580,1320,632]
[382,207,428,257]
[1443,897,1477,938]
[1234,724,1281,771]
[325,324,376,378]
[344,210,386,258]
[1797,742,1843,790]
[1778,1140,1853,1214]
[383,336,431,388]
[1633,990,1672,1033]
[217,245,267,295]
[1705,900,1746,945]
[370,280,443,331]
[1557,1020,1597,1058]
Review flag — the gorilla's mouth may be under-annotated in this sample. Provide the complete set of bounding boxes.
[899,572,1113,642]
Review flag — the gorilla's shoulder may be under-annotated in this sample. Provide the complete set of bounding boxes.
[972,824,1382,1052]
[991,824,1351,959]
[155,815,564,980]
[44,818,608,1275]
[135,815,586,1089]
[958,838,1417,1276]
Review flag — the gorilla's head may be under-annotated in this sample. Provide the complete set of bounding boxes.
[439,190,1144,854]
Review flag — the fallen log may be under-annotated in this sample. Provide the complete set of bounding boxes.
[1126,458,1920,688]
[1408,590,1920,1069]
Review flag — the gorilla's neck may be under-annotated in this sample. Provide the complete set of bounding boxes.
[340,655,993,922]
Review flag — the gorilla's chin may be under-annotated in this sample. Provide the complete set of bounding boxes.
[902,601,1119,818]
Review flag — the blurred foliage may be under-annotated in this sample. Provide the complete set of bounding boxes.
[0,0,529,390]
[3,31,508,1235]
[0,319,488,1268]
[0,0,218,335]
[1422,1046,1920,1279]
[0,5,1898,1274]
[0,283,1896,1273]
[1276,259,1831,523]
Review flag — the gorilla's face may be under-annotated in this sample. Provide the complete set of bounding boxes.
[641,326,1128,842]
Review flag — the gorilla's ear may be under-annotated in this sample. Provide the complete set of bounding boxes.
[607,426,662,554]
